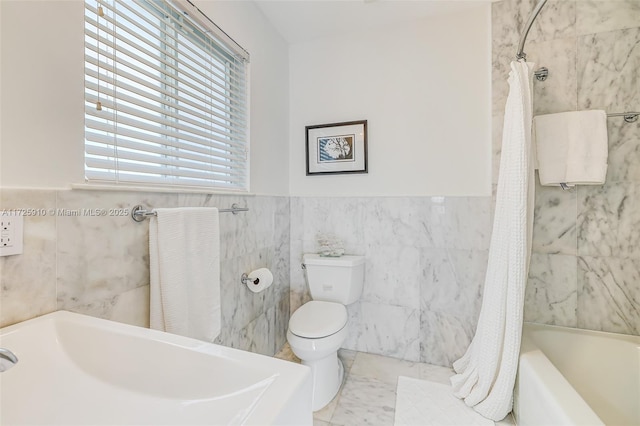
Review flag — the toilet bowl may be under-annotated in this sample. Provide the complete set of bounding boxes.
[287,254,365,411]
[287,301,348,411]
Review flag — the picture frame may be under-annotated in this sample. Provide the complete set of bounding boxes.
[305,120,368,176]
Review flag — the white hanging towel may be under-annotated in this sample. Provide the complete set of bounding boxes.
[450,61,535,421]
[149,207,221,343]
[533,110,608,187]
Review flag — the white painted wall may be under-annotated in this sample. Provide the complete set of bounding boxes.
[0,0,85,189]
[1,1,489,196]
[0,0,289,195]
[288,4,491,197]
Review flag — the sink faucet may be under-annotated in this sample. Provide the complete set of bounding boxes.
[0,348,18,364]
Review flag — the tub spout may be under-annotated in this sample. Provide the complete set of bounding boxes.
[0,348,18,364]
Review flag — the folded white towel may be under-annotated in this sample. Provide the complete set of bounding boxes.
[149,207,221,342]
[533,110,608,186]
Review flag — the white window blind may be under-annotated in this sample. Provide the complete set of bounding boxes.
[84,0,250,190]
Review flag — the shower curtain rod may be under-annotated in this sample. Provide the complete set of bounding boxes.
[514,0,639,124]
[516,0,549,61]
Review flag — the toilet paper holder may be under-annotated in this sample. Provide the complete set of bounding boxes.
[241,268,274,293]
[241,273,260,286]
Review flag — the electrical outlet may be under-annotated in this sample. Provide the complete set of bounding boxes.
[0,214,24,256]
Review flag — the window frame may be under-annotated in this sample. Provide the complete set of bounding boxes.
[83,0,250,192]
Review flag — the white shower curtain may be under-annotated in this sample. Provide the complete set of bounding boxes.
[450,60,535,421]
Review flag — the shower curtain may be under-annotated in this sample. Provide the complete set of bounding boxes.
[450,60,535,421]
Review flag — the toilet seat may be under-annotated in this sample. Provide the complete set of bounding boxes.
[289,301,347,338]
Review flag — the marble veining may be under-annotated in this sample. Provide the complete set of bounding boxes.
[275,345,516,426]
[495,0,640,337]
[525,36,578,116]
[1,189,290,356]
[420,248,487,320]
[330,374,397,426]
[0,190,58,326]
[362,245,422,309]
[577,182,640,258]
[577,255,640,335]
[604,118,640,183]
[492,0,576,50]
[526,253,577,327]
[532,180,577,255]
[344,301,421,362]
[4,0,640,372]
[576,0,640,36]
[577,27,640,112]
[420,310,476,367]
[290,196,492,365]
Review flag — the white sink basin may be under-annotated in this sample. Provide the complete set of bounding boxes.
[0,311,312,425]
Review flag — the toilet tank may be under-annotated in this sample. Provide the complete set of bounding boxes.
[303,254,365,305]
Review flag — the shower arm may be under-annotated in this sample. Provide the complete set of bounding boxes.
[516,0,549,61]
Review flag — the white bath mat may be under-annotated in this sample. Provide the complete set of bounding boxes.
[394,376,495,426]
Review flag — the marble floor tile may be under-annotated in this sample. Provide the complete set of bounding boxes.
[330,374,397,426]
[349,352,422,385]
[272,345,512,425]
[419,363,455,385]
[314,393,341,423]
[339,349,357,373]
[312,350,357,422]
[274,342,300,363]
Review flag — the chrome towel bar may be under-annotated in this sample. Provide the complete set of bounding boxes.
[131,203,248,222]
[607,112,639,123]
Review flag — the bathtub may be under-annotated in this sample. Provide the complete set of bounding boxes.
[515,322,640,426]
[0,311,312,425]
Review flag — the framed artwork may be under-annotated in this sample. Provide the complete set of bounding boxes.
[305,120,368,175]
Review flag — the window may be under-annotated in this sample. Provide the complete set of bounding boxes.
[84,0,250,190]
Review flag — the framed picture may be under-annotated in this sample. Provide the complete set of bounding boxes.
[306,120,368,176]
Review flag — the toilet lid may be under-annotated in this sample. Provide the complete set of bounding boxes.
[289,301,348,338]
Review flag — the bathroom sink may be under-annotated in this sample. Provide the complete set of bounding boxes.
[0,311,312,425]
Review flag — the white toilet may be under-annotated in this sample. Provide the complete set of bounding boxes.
[287,253,365,411]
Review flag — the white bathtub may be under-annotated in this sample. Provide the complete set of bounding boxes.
[0,311,312,425]
[515,322,640,426]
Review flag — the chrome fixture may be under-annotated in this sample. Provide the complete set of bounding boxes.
[516,1,638,124]
[240,273,259,286]
[131,203,249,222]
[534,67,548,81]
[607,112,639,124]
[0,348,18,366]
[515,0,548,62]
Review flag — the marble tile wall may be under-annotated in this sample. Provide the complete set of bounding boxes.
[493,0,640,335]
[3,1,636,373]
[290,196,493,366]
[0,189,290,356]
[289,0,640,368]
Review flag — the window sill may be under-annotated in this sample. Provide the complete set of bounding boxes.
[71,183,253,196]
